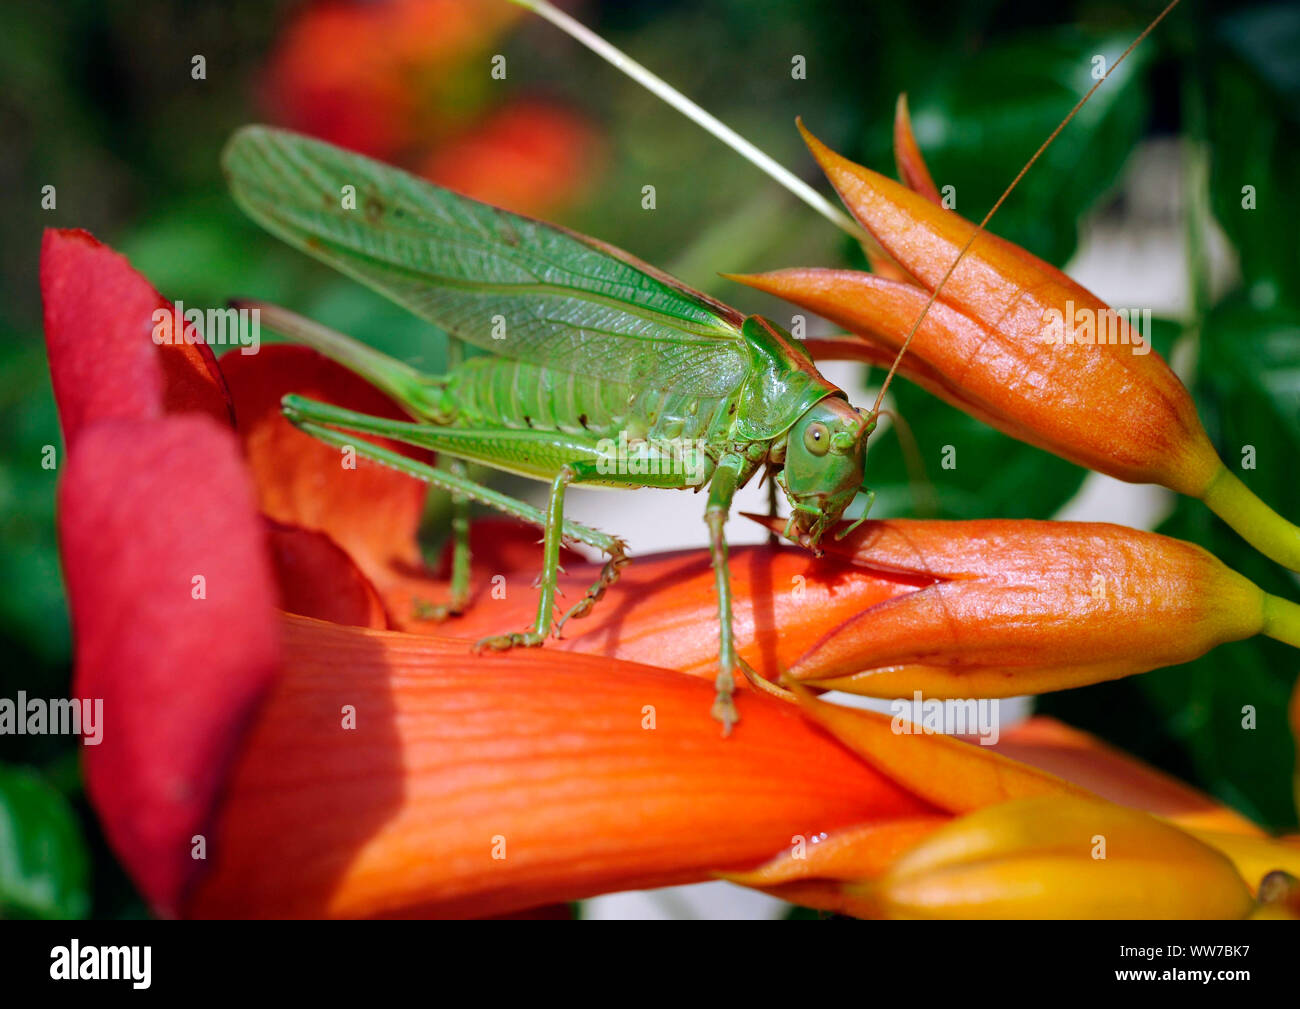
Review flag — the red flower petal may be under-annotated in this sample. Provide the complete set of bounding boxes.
[158,336,234,425]
[40,229,232,449]
[266,519,389,629]
[58,416,281,916]
[42,229,163,445]
[219,345,430,589]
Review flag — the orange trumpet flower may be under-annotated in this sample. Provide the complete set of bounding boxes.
[40,225,1296,920]
[729,108,1300,573]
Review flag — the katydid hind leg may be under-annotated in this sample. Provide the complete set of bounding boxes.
[477,459,633,647]
[283,399,629,628]
[284,395,634,639]
[446,458,472,610]
[553,530,629,633]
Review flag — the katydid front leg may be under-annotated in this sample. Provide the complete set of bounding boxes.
[705,453,746,735]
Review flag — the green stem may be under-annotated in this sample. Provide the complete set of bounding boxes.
[1201,466,1300,573]
[1261,593,1300,650]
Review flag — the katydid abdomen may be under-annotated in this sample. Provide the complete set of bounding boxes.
[445,354,737,483]
[338,353,738,488]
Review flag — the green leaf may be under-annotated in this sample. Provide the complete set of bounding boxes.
[873,28,1153,270]
[119,200,304,311]
[1218,4,1300,108]
[0,338,69,670]
[0,764,90,919]
[1208,52,1300,312]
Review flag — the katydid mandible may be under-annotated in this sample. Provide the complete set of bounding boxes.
[223,125,876,733]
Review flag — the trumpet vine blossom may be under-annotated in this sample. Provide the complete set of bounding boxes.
[39,170,1300,918]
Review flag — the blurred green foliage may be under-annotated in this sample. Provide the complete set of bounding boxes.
[0,764,88,918]
[1,0,1297,917]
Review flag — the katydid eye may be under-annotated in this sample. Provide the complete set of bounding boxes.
[804,421,830,456]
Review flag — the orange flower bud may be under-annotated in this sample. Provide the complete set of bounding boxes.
[723,696,1283,919]
[731,119,1300,573]
[861,796,1255,920]
[892,94,940,205]
[752,516,1300,698]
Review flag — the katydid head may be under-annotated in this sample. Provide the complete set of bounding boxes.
[779,397,876,551]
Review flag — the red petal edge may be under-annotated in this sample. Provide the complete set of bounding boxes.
[58,415,282,915]
[40,228,233,451]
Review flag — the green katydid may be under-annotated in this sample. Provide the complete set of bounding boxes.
[223,124,874,734]
[222,0,1178,734]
